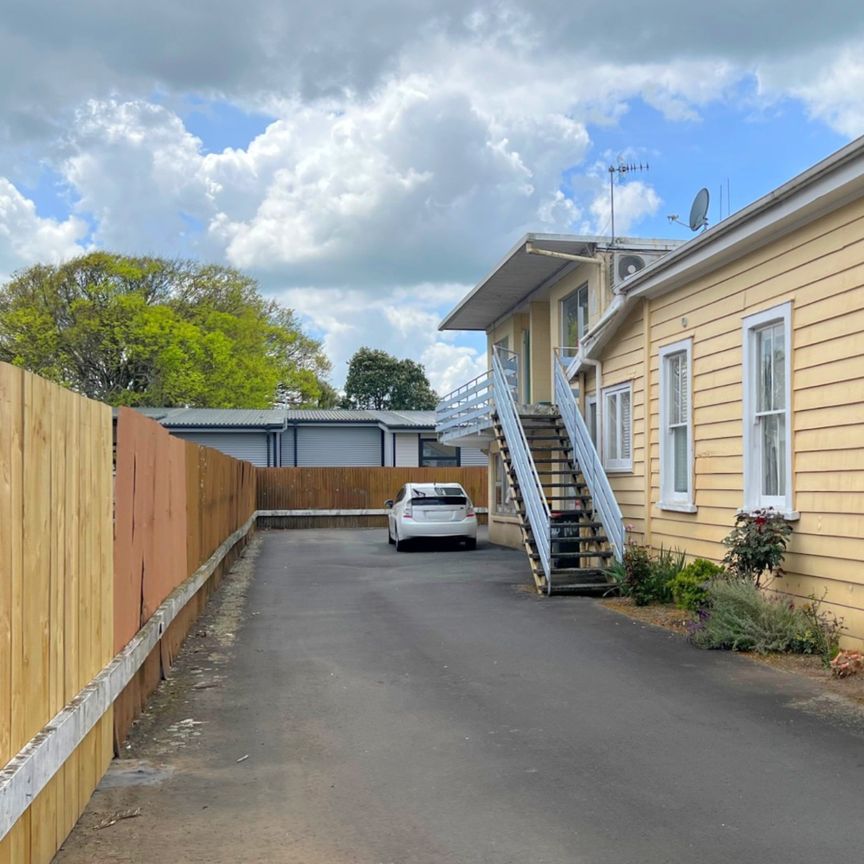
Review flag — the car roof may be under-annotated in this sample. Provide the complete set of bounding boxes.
[408,482,466,490]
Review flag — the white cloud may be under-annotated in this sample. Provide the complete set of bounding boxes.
[0,178,87,281]
[758,45,864,137]
[62,100,212,254]
[277,283,483,392]
[587,179,662,237]
[421,342,487,395]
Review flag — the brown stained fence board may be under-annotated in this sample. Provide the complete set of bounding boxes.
[256,467,488,512]
[113,408,139,652]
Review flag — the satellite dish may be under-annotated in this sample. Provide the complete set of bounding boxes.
[689,187,710,231]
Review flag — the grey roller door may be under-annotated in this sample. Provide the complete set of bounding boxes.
[459,447,488,466]
[170,431,269,466]
[296,425,381,466]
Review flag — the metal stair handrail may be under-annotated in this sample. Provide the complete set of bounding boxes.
[491,346,551,586]
[436,370,493,442]
[553,349,625,561]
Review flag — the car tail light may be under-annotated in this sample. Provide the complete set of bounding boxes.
[404,499,413,518]
[466,503,476,518]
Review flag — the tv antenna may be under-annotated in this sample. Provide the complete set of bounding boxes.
[667,187,710,232]
[609,161,648,245]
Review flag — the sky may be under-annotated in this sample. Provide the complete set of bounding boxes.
[2,1,863,395]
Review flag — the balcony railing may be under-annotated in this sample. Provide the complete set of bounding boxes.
[436,370,493,443]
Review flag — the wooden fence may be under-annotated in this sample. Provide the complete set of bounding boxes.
[0,372,257,864]
[112,409,257,746]
[256,467,488,511]
[1,365,114,864]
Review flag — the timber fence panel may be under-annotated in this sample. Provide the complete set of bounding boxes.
[256,466,488,512]
[0,363,113,864]
[1,370,259,862]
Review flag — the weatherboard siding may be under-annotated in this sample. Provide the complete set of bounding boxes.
[615,194,864,648]
[592,303,648,542]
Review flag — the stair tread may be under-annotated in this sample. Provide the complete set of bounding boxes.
[530,550,613,560]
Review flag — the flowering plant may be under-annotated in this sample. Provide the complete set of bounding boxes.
[721,508,792,587]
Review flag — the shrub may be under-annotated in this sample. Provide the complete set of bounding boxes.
[606,558,628,596]
[690,580,843,661]
[652,546,686,600]
[619,544,682,606]
[669,559,725,611]
[722,508,793,587]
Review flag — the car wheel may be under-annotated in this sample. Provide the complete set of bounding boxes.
[464,537,477,550]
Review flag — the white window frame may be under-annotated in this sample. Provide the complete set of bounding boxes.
[602,382,632,473]
[742,302,794,515]
[658,339,696,513]
[493,452,516,515]
[560,283,589,349]
[586,393,598,447]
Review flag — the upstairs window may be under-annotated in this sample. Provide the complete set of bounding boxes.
[659,340,694,511]
[561,283,589,348]
[743,303,793,513]
[603,383,632,472]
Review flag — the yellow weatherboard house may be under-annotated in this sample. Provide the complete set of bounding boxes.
[436,135,864,649]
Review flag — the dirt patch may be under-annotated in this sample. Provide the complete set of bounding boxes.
[55,534,263,863]
[599,596,864,708]
[600,596,694,634]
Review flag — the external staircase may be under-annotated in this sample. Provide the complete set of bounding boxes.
[436,346,625,595]
[493,410,614,593]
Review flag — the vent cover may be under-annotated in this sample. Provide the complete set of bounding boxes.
[611,250,667,287]
[617,253,647,280]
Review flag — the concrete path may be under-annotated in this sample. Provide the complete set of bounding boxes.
[56,528,864,863]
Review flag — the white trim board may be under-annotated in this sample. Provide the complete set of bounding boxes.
[0,512,258,840]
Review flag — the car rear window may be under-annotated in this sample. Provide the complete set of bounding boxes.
[410,486,467,506]
[410,495,467,506]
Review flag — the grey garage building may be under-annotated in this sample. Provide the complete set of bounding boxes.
[136,407,486,468]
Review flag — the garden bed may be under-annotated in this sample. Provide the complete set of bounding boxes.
[600,597,864,707]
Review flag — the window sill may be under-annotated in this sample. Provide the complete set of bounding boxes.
[736,508,800,522]
[604,466,633,474]
[658,502,698,514]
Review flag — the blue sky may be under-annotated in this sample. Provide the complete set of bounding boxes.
[1,1,862,393]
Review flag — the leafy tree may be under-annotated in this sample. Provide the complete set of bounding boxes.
[341,347,438,410]
[0,252,332,408]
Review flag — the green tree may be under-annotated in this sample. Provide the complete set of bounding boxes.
[341,347,438,410]
[0,252,332,408]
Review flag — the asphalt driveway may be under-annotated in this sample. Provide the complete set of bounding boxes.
[56,528,864,863]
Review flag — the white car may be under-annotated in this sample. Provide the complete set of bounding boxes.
[385,482,478,551]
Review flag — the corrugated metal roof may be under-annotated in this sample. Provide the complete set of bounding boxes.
[128,406,438,429]
[159,408,286,428]
[283,409,378,423]
[369,410,436,428]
